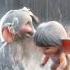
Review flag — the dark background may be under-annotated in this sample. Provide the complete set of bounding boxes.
[0,0,70,22]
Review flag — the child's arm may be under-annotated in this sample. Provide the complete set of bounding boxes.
[56,52,67,70]
[40,54,49,67]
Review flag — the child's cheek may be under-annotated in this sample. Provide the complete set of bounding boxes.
[43,49,53,54]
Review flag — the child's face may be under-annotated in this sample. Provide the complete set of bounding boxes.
[40,46,59,57]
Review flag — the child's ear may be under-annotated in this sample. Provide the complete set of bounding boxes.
[2,27,14,43]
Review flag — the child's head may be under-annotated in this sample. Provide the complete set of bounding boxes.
[34,21,68,55]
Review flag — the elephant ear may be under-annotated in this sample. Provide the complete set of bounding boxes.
[2,26,14,43]
[2,17,19,35]
[2,17,19,43]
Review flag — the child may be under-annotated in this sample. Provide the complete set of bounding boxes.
[34,21,70,70]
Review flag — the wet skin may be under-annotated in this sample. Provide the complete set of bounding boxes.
[39,46,67,70]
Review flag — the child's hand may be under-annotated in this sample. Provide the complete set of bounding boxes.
[56,68,63,70]
[40,54,49,67]
[56,67,64,70]
[56,67,62,70]
[56,52,67,70]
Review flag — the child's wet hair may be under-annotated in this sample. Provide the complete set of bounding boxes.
[34,21,67,48]
[34,27,60,48]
